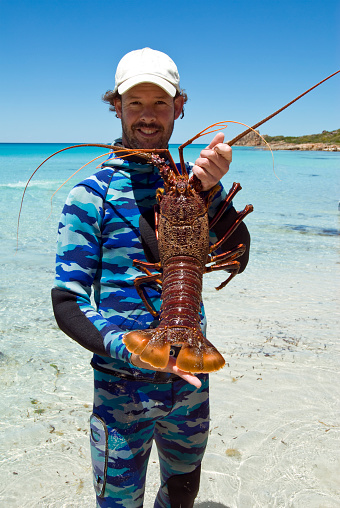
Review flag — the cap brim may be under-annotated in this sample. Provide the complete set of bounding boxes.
[117,74,177,97]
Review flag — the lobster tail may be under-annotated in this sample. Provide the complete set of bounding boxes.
[122,330,153,356]
[176,339,225,373]
[123,329,171,369]
[123,327,225,373]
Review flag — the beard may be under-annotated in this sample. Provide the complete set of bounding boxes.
[120,118,175,150]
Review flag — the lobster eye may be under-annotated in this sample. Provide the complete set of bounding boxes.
[176,181,187,193]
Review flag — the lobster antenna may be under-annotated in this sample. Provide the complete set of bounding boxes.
[179,120,278,180]
[47,152,112,218]
[49,147,167,206]
[16,144,178,250]
[228,70,340,146]
[178,122,231,177]
[16,143,122,251]
[220,121,278,179]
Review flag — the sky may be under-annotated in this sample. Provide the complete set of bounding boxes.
[0,0,339,143]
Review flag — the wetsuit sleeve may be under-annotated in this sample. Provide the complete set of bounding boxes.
[51,184,131,362]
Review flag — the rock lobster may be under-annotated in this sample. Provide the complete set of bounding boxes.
[122,144,253,373]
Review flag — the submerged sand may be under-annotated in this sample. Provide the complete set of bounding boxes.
[1,255,339,508]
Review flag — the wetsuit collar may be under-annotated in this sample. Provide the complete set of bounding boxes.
[100,139,171,174]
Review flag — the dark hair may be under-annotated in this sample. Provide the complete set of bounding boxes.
[102,89,188,119]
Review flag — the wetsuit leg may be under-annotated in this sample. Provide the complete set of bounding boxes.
[166,465,202,508]
[153,375,209,508]
[91,369,175,508]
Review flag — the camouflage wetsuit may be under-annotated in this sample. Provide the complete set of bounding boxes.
[52,148,249,507]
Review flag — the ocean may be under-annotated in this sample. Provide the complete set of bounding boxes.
[0,143,339,507]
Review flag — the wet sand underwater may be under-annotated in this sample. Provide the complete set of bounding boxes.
[1,245,339,507]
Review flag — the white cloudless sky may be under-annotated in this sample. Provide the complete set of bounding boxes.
[0,0,339,143]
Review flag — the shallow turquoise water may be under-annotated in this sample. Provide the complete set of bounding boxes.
[0,142,339,355]
[0,143,339,506]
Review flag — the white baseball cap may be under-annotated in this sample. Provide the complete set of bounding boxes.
[114,47,181,97]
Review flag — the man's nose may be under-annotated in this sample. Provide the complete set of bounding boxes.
[140,106,156,123]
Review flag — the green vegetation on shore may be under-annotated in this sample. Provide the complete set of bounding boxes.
[264,129,340,145]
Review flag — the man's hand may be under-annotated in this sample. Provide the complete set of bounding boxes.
[130,353,202,388]
[192,132,232,191]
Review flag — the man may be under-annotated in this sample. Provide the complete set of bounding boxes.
[52,48,250,508]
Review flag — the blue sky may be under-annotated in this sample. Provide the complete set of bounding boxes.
[1,0,339,143]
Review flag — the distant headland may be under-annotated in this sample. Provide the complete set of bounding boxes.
[234,129,340,151]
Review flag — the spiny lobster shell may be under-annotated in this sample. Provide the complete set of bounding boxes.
[123,169,228,373]
[157,182,210,266]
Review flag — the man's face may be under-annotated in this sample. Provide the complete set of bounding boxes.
[114,83,184,149]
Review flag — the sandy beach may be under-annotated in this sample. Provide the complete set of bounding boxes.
[1,255,339,508]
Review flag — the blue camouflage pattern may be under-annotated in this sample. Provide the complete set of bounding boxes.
[91,369,209,507]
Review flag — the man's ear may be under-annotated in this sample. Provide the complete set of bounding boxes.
[174,95,185,120]
[114,98,122,119]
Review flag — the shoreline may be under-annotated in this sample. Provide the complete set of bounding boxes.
[260,141,340,151]
[233,129,340,151]
[237,141,340,151]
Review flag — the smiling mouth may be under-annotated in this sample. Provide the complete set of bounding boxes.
[139,128,158,136]
[134,124,162,137]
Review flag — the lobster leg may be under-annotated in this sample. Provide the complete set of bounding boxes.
[133,259,161,271]
[205,244,247,290]
[208,182,242,228]
[209,243,246,264]
[210,204,253,253]
[133,261,162,318]
[134,274,162,318]
[207,261,241,290]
